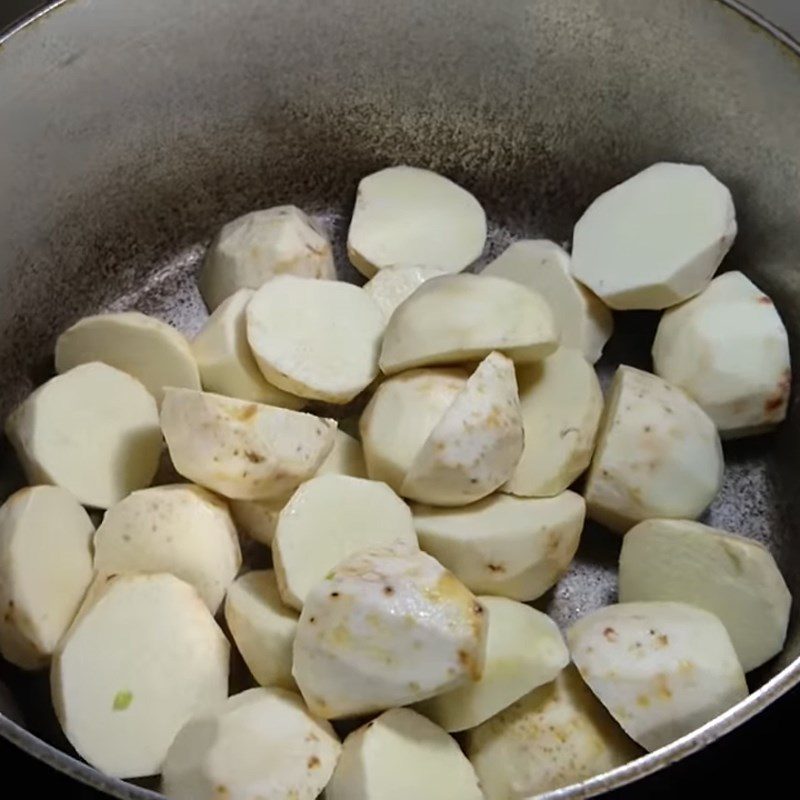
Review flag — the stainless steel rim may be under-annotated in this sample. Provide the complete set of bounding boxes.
[1,1,799,798]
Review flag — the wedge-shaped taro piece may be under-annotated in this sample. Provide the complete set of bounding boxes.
[360,367,468,493]
[292,544,486,719]
[162,687,341,800]
[363,264,448,321]
[571,162,736,310]
[568,601,748,752]
[55,311,200,404]
[224,571,298,690]
[199,206,336,311]
[327,708,483,800]
[483,240,613,363]
[94,484,241,613]
[230,431,364,545]
[380,273,558,375]
[504,347,603,498]
[414,597,568,732]
[413,491,584,601]
[653,271,791,438]
[583,366,723,533]
[192,288,304,408]
[160,388,336,500]
[273,474,417,610]
[52,573,229,778]
[401,352,524,507]
[0,486,94,669]
[347,165,486,278]
[466,666,641,798]
[619,518,791,671]
[247,275,384,403]
[6,363,161,509]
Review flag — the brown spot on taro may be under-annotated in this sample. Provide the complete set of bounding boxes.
[309,617,316,624]
[307,755,321,769]
[484,404,507,430]
[426,571,471,605]
[636,694,651,708]
[474,602,484,615]
[330,592,340,599]
[765,368,791,417]
[215,786,228,798]
[233,404,259,422]
[487,563,505,573]
[458,648,481,679]
[383,586,394,596]
[678,659,695,675]
[764,395,785,416]
[765,395,785,414]
[758,295,773,305]
[603,627,618,642]
[731,398,749,415]
[244,450,265,464]
[655,673,672,700]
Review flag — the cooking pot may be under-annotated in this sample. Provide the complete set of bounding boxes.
[1,1,799,797]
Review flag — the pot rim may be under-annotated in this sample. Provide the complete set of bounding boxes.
[0,1,799,798]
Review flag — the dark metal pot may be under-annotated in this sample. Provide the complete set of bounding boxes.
[1,1,799,797]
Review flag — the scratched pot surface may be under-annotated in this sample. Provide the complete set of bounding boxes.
[1,0,800,797]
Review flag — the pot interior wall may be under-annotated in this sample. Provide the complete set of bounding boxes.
[1,0,800,794]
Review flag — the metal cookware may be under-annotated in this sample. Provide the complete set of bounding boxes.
[1,1,799,797]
